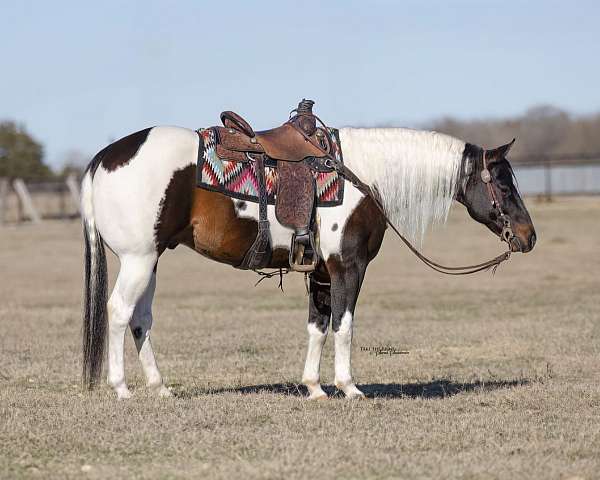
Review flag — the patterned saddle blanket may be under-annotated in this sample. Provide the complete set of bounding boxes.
[196,127,344,207]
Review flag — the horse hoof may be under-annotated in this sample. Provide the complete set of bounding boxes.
[339,383,365,399]
[115,388,132,400]
[304,381,328,400]
[158,385,173,398]
[307,390,328,400]
[347,390,366,400]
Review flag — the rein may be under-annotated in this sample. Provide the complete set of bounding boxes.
[288,112,513,276]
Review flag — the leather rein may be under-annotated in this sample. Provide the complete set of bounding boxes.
[288,110,513,276]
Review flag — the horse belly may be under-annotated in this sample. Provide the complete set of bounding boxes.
[183,189,293,268]
[183,185,365,268]
[185,189,257,265]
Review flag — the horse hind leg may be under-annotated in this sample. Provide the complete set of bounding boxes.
[107,253,157,399]
[129,270,171,397]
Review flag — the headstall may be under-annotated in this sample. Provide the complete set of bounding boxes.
[480,150,516,246]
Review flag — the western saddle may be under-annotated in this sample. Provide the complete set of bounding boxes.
[211,99,336,272]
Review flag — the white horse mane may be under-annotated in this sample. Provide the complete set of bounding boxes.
[339,127,466,245]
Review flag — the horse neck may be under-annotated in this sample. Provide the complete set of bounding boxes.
[339,127,466,244]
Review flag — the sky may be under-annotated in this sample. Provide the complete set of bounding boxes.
[1,0,599,168]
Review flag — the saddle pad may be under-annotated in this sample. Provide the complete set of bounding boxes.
[196,127,344,207]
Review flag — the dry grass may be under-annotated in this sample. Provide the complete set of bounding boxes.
[0,197,599,479]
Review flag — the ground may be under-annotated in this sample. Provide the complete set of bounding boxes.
[0,197,599,479]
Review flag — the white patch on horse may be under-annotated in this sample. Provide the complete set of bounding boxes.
[234,203,294,249]
[339,127,465,245]
[93,126,198,255]
[317,184,364,261]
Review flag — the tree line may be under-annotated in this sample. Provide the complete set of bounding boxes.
[430,105,600,162]
[0,121,88,180]
[0,121,51,180]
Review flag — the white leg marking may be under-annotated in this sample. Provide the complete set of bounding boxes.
[334,311,364,399]
[302,323,329,400]
[107,254,156,399]
[130,273,172,397]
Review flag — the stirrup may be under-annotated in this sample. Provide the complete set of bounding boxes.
[289,232,318,272]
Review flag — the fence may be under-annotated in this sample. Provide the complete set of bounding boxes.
[0,175,80,225]
[512,153,600,199]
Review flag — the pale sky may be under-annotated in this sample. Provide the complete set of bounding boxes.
[1,0,599,168]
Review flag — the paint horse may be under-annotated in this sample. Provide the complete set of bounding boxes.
[81,113,536,400]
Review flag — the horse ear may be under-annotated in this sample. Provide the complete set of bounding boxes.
[487,138,516,160]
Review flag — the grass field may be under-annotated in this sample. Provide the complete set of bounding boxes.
[1,197,599,479]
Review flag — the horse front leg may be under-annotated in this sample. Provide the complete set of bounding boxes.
[329,256,367,399]
[302,274,331,400]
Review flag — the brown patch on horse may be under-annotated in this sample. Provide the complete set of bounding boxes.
[187,189,258,266]
[341,196,387,261]
[154,164,196,254]
[101,128,153,172]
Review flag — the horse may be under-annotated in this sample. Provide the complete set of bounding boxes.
[81,125,536,399]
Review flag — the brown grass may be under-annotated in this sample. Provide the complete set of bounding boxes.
[1,197,599,479]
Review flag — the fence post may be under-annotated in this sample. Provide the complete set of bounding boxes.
[12,178,42,223]
[544,159,552,201]
[65,174,81,214]
[0,178,9,225]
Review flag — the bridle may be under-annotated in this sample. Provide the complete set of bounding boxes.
[479,150,516,247]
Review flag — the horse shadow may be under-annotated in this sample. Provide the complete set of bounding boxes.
[174,378,528,399]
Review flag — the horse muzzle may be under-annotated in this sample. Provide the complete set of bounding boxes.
[507,225,536,253]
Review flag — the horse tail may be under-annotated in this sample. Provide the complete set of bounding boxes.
[81,155,108,389]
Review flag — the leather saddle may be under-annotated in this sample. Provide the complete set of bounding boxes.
[210,99,334,272]
[219,110,330,162]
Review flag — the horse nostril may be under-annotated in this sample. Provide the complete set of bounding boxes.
[529,233,537,250]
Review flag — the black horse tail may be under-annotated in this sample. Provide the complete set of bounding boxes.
[81,154,108,389]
